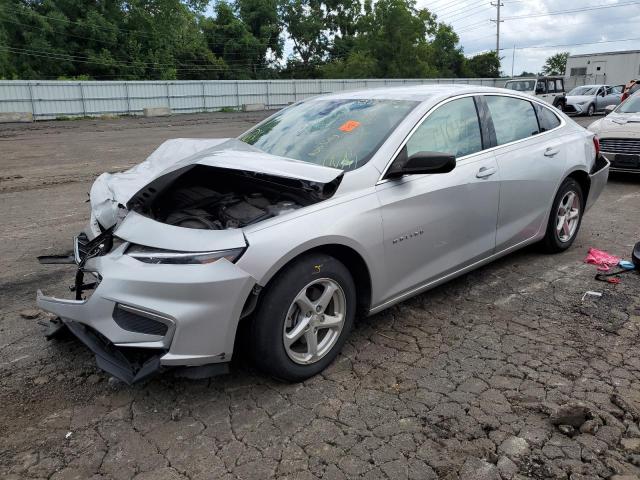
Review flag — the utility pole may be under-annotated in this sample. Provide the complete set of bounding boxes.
[490,1,504,54]
[511,45,515,78]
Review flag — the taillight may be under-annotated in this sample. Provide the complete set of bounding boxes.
[593,136,600,159]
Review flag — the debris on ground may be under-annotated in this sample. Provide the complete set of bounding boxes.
[19,309,41,319]
[549,402,593,429]
[585,248,622,271]
[582,290,603,301]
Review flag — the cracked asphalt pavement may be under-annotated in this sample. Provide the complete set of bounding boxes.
[1,113,640,480]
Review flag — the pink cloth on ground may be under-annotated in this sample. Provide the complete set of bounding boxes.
[584,248,621,272]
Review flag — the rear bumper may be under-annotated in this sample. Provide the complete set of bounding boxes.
[585,155,610,211]
[37,241,256,382]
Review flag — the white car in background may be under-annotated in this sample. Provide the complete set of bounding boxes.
[503,77,565,106]
[589,91,640,173]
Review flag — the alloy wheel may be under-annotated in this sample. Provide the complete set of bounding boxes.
[282,278,346,365]
[556,190,580,243]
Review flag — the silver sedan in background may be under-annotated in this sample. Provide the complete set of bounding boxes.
[563,84,624,116]
[37,85,609,383]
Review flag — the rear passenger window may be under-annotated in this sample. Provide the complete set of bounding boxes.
[556,79,564,92]
[485,96,540,145]
[547,80,556,93]
[406,97,483,158]
[535,104,561,132]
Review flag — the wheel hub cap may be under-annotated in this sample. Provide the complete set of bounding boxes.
[283,278,346,365]
[556,190,580,243]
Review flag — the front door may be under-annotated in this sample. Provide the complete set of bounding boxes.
[375,96,500,303]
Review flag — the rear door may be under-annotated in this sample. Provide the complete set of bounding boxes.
[375,96,500,302]
[481,95,568,251]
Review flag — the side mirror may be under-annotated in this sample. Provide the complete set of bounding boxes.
[386,147,456,178]
[604,105,616,115]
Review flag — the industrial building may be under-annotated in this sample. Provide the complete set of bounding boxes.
[565,50,640,89]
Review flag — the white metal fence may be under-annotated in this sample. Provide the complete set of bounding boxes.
[0,78,505,120]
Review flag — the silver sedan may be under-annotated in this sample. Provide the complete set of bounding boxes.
[37,85,609,383]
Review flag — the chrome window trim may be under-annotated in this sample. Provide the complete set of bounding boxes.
[376,91,567,185]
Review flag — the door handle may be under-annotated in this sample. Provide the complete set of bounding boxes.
[544,147,560,157]
[476,166,497,178]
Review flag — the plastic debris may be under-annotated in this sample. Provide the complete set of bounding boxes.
[584,248,621,272]
[581,291,602,301]
[619,260,635,270]
[65,431,72,439]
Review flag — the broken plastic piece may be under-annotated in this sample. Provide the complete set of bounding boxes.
[584,248,621,272]
[619,260,635,270]
[581,291,602,301]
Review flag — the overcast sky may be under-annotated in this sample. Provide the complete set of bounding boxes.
[426,0,640,75]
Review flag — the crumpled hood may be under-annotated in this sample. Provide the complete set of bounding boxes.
[566,95,593,106]
[90,138,343,229]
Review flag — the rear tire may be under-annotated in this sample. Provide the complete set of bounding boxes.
[250,253,356,382]
[541,178,584,253]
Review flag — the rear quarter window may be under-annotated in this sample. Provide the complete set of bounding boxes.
[535,104,561,132]
[485,96,540,145]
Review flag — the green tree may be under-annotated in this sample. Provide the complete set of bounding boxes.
[425,23,465,77]
[464,51,500,78]
[542,52,569,76]
[281,0,328,69]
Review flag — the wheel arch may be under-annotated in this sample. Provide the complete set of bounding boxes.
[234,241,374,356]
[257,242,374,317]
[566,169,591,206]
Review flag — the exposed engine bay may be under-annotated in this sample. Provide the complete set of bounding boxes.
[128,164,341,230]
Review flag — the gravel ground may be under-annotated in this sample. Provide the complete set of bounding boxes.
[1,113,640,480]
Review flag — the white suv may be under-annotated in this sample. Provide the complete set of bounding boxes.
[504,77,565,106]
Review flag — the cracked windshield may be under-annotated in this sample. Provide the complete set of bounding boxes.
[240,99,418,170]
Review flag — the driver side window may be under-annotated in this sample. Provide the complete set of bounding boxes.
[406,97,483,159]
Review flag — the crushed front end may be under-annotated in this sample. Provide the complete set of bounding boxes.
[37,224,255,384]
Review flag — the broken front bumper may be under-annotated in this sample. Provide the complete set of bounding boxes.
[37,238,256,383]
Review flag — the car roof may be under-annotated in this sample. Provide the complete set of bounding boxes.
[312,84,517,103]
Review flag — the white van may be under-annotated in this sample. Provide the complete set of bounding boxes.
[503,77,565,106]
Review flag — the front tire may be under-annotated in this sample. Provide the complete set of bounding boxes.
[541,178,584,253]
[586,104,595,116]
[250,253,356,382]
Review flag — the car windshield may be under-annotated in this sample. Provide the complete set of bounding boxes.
[504,80,535,91]
[240,98,419,171]
[617,95,640,113]
[568,86,598,96]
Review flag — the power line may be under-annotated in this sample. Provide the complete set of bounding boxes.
[0,46,276,73]
[465,35,640,56]
[0,12,273,54]
[502,1,640,20]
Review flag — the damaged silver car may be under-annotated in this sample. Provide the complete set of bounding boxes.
[37,86,610,384]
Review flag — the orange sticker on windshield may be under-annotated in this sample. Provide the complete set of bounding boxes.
[339,120,361,132]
